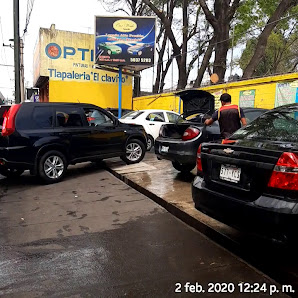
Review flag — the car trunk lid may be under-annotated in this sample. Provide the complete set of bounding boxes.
[176,89,215,118]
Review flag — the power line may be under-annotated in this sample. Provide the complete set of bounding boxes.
[151,11,298,69]
[0,64,14,67]
[0,17,13,86]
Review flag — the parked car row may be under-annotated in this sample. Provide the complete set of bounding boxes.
[192,103,298,244]
[148,89,297,245]
[1,93,297,245]
[154,90,268,172]
[120,109,180,150]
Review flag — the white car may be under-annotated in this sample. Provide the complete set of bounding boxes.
[119,109,181,150]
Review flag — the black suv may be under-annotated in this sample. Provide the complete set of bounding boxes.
[0,103,147,183]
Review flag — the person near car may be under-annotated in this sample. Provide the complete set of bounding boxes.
[204,93,247,138]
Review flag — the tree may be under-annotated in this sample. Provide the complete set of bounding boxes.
[239,29,298,76]
[242,0,298,78]
[198,0,242,83]
[142,0,209,90]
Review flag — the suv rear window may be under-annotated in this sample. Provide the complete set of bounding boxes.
[232,109,298,143]
[32,107,54,128]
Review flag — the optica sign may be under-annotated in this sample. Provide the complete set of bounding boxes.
[45,43,94,61]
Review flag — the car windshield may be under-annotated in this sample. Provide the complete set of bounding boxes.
[121,111,144,120]
[231,108,298,143]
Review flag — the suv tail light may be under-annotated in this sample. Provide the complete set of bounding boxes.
[182,127,200,141]
[268,152,298,191]
[2,104,21,137]
[197,144,202,172]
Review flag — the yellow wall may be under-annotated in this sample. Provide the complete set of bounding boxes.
[133,73,298,111]
[35,25,132,108]
[133,93,180,112]
[49,79,133,109]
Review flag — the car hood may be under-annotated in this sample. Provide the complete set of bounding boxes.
[176,89,214,118]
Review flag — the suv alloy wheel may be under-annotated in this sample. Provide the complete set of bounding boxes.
[38,150,67,184]
[121,139,145,164]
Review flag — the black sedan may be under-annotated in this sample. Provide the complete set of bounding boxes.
[192,104,298,244]
[155,89,267,172]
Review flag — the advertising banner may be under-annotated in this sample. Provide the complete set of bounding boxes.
[239,89,256,108]
[275,81,298,107]
[212,89,223,110]
[95,16,156,70]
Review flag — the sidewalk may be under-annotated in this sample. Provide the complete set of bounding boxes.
[104,152,244,245]
[104,152,297,296]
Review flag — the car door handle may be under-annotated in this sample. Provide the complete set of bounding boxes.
[149,123,155,126]
[58,132,70,136]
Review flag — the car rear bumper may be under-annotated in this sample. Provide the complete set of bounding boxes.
[0,146,34,169]
[154,137,199,165]
[192,176,298,242]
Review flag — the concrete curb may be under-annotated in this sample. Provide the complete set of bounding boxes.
[104,162,298,295]
[105,163,246,256]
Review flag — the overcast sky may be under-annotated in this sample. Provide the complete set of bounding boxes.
[0,0,129,99]
[0,1,240,100]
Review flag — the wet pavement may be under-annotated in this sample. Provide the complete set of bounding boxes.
[0,161,288,297]
[105,152,298,296]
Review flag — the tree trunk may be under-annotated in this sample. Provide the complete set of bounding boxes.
[194,36,215,87]
[243,0,297,79]
[199,0,242,83]
[213,0,230,82]
[153,35,168,93]
[159,57,173,93]
[176,0,188,90]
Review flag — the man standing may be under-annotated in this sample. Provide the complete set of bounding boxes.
[204,93,247,139]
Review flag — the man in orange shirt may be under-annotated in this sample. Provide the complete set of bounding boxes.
[204,93,247,139]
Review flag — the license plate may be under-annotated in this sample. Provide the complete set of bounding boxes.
[160,146,169,153]
[219,165,241,183]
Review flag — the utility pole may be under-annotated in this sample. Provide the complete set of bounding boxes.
[13,0,21,104]
[20,38,25,102]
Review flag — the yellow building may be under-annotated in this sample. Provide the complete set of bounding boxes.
[133,73,298,112]
[33,24,133,109]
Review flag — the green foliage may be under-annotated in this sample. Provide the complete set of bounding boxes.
[234,0,297,45]
[238,30,298,76]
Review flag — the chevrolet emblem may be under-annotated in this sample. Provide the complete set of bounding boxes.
[223,148,234,154]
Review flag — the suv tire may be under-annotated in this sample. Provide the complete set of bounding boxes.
[172,161,195,173]
[121,139,145,164]
[38,150,67,184]
[0,167,24,178]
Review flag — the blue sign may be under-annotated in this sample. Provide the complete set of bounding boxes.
[95,16,156,70]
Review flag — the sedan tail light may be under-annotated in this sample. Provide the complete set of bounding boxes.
[182,127,200,141]
[222,139,236,145]
[197,144,203,172]
[268,152,298,191]
[2,104,21,137]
